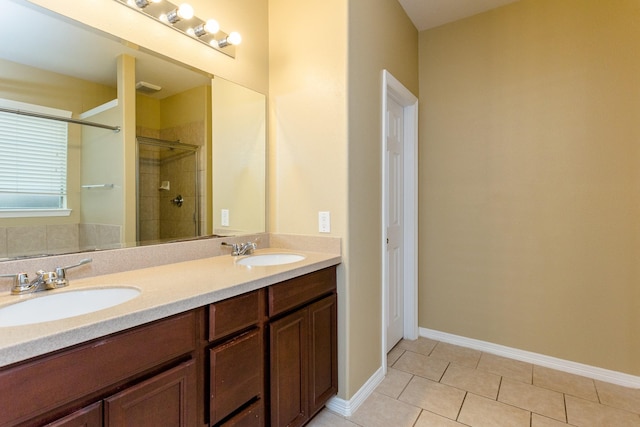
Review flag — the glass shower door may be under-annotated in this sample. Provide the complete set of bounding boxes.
[136,137,199,244]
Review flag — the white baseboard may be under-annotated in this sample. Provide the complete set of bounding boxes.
[325,366,385,417]
[420,327,640,389]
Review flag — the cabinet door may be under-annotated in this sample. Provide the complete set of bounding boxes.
[308,294,338,416]
[210,329,263,424]
[104,360,196,427]
[44,402,102,427]
[269,309,308,427]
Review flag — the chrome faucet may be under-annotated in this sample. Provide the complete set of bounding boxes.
[1,258,92,295]
[221,241,257,256]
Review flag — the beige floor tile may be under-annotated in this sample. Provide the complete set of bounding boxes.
[566,395,640,427]
[595,380,640,415]
[477,353,533,384]
[499,377,566,422]
[534,366,598,401]
[393,350,450,381]
[348,392,421,427]
[415,410,467,427]
[532,413,574,427]
[307,409,359,427]
[376,368,413,399]
[441,364,501,399]
[458,393,531,427]
[399,376,466,419]
[430,342,482,368]
[396,337,438,356]
[387,346,404,366]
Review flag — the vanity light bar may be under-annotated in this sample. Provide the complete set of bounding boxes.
[114,0,241,58]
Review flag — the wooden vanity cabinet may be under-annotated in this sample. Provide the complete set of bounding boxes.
[0,266,338,427]
[0,310,200,427]
[268,267,338,427]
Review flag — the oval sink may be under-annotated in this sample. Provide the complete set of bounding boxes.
[236,253,305,267]
[0,287,141,327]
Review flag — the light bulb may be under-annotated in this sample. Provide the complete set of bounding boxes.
[227,32,242,45]
[217,31,242,48]
[194,19,220,37]
[204,19,220,34]
[166,3,194,23]
[177,3,194,19]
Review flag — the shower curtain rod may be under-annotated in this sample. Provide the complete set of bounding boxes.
[0,106,121,132]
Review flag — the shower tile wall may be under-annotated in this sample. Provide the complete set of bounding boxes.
[137,136,162,243]
[137,121,203,243]
[159,122,202,240]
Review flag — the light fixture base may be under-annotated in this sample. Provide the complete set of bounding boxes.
[114,0,237,58]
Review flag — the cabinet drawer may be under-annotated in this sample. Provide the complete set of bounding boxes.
[210,329,263,424]
[268,267,336,317]
[220,399,264,427]
[44,401,102,427]
[209,290,262,341]
[0,311,196,426]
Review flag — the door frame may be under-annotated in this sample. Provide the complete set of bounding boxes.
[381,70,418,371]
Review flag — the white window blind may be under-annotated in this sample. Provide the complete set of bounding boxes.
[0,98,70,212]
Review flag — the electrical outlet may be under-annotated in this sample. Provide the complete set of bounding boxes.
[318,211,331,233]
[221,209,229,227]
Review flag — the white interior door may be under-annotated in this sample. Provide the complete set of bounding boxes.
[385,95,404,352]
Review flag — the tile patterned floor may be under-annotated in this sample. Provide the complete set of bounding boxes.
[308,337,640,427]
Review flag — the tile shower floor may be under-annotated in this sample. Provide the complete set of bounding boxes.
[308,337,640,427]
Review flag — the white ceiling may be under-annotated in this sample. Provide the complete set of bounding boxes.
[397,0,521,31]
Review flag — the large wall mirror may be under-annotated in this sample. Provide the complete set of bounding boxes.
[0,0,266,260]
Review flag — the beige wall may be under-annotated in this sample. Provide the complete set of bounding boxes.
[269,0,418,399]
[347,0,418,396]
[268,0,349,397]
[212,78,266,234]
[419,0,640,375]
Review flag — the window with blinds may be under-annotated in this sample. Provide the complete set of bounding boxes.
[0,98,70,215]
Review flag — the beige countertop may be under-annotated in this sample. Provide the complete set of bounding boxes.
[0,248,341,368]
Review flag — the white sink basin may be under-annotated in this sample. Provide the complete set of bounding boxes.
[236,253,305,266]
[0,287,141,327]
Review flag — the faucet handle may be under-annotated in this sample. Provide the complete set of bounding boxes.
[55,258,92,280]
[1,272,29,288]
[221,242,240,256]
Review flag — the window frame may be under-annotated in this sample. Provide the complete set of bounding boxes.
[0,98,72,218]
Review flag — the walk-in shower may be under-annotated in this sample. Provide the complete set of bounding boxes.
[136,136,200,244]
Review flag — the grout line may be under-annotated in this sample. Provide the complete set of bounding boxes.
[594,379,603,404]
[496,375,504,402]
[456,391,469,422]
[437,361,451,383]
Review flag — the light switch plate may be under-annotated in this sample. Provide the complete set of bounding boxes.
[318,211,331,233]
[221,209,229,226]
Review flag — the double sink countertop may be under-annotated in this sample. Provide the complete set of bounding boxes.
[0,248,341,368]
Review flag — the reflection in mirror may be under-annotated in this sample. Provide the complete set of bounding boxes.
[0,0,266,260]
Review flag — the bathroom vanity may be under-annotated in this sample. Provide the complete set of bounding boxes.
[0,250,339,427]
